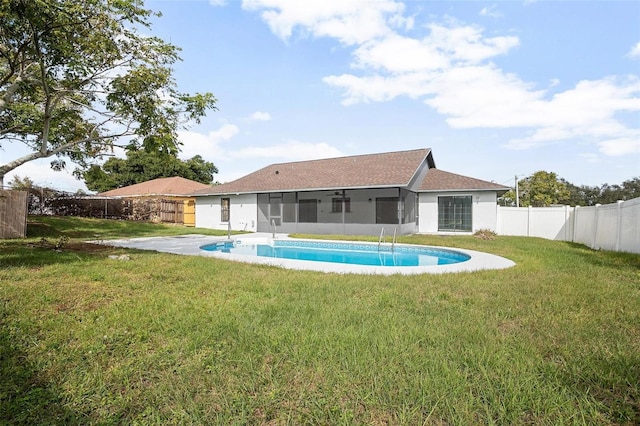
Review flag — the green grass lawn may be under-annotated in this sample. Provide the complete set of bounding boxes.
[1,216,638,424]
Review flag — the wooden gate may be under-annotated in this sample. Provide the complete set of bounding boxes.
[183,200,196,227]
[159,199,185,224]
[0,190,28,238]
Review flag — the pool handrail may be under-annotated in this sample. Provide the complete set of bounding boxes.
[378,228,385,251]
[392,227,397,252]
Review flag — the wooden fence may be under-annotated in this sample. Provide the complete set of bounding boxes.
[0,190,28,238]
[158,199,185,224]
[39,195,190,225]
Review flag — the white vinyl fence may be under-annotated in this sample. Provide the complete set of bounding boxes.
[497,197,640,254]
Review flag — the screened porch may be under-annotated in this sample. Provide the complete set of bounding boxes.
[256,188,418,236]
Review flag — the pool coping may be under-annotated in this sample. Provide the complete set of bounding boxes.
[90,233,516,275]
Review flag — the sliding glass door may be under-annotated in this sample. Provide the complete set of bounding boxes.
[438,196,472,232]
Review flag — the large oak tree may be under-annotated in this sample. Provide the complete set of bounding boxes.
[0,0,216,186]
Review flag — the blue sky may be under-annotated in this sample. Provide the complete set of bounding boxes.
[3,0,639,192]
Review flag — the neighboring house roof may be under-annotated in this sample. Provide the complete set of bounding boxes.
[192,148,435,196]
[419,168,510,193]
[99,177,211,197]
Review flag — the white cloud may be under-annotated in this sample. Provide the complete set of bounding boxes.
[177,127,344,182]
[177,123,240,162]
[351,23,518,74]
[209,0,226,6]
[479,4,502,18]
[241,0,407,45]
[230,140,344,161]
[502,77,640,152]
[578,153,601,164]
[322,19,638,157]
[598,137,640,156]
[627,41,640,59]
[244,0,639,158]
[353,34,449,73]
[248,111,272,121]
[5,160,88,192]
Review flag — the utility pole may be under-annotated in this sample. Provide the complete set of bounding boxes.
[515,175,520,208]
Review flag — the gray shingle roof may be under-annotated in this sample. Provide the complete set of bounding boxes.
[192,149,433,195]
[419,169,510,192]
[189,148,509,196]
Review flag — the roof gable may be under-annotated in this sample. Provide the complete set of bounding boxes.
[99,177,210,197]
[419,169,510,192]
[192,148,433,195]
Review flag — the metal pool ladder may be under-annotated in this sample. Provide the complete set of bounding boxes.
[271,219,277,239]
[378,227,398,251]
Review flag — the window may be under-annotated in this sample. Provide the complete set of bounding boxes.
[438,196,472,232]
[331,197,351,213]
[221,198,230,222]
[376,197,398,224]
[298,199,318,223]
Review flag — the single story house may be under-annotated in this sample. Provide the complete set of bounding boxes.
[99,176,210,226]
[190,148,510,235]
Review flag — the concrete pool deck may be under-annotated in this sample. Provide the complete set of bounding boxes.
[92,233,516,275]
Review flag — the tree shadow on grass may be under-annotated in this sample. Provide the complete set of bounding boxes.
[560,241,640,272]
[0,241,120,270]
[0,316,86,424]
[27,215,227,241]
[27,217,167,240]
[1,215,190,270]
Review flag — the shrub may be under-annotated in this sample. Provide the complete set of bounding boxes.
[473,229,497,240]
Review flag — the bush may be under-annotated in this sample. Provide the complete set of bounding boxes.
[473,229,497,240]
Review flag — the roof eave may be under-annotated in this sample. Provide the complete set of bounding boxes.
[419,188,510,193]
[194,183,417,196]
[97,193,195,198]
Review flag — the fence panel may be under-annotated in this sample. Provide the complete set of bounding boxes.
[619,198,640,254]
[0,190,28,238]
[497,207,529,236]
[499,198,639,254]
[498,206,573,240]
[530,206,573,240]
[573,207,596,247]
[592,203,619,251]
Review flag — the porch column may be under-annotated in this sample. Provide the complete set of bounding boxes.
[397,188,402,224]
[342,189,346,234]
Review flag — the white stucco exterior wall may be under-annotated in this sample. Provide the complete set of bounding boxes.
[195,194,258,232]
[418,191,499,233]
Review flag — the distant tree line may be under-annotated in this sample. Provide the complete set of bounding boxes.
[81,150,218,193]
[499,171,639,207]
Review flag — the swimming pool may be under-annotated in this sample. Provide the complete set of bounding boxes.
[200,239,470,267]
[94,234,516,275]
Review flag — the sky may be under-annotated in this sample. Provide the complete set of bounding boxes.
[3,0,639,192]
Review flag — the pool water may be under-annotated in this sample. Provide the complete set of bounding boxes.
[200,239,470,267]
